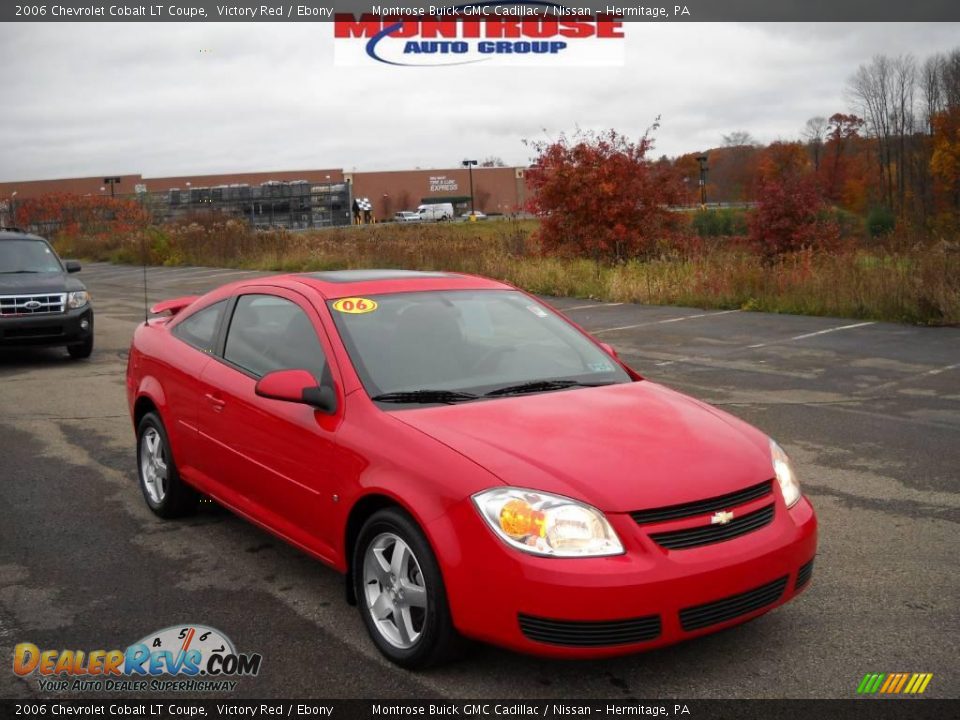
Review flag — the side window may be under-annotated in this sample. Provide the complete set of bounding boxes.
[224,294,328,382]
[171,300,226,354]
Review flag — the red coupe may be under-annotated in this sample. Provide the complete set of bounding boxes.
[126,269,817,668]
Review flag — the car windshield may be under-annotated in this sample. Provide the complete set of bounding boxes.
[0,240,63,273]
[328,289,632,403]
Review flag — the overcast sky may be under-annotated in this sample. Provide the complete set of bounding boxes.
[0,22,958,182]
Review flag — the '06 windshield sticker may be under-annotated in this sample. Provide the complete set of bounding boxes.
[332,298,378,314]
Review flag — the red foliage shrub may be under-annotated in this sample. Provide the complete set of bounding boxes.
[13,193,149,245]
[525,125,684,262]
[750,142,840,258]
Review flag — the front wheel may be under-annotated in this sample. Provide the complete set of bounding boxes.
[136,412,198,518]
[67,336,93,359]
[353,508,461,669]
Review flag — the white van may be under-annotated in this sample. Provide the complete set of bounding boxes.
[417,203,454,222]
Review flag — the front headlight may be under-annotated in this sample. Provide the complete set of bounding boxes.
[472,487,624,557]
[770,439,801,507]
[67,291,90,309]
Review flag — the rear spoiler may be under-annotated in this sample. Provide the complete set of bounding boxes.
[149,296,199,316]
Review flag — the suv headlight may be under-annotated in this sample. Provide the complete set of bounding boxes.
[472,488,624,557]
[67,291,90,309]
[771,439,801,507]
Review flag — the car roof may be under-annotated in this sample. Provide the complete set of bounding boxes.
[0,229,47,242]
[288,268,513,299]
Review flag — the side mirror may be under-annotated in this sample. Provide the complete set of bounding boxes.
[255,369,338,414]
[64,260,82,273]
[600,342,619,359]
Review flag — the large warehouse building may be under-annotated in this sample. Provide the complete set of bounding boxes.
[0,166,529,229]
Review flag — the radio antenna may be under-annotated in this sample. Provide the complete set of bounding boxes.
[141,233,149,323]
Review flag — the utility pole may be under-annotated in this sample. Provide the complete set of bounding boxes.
[104,177,122,198]
[462,159,478,216]
[695,155,708,206]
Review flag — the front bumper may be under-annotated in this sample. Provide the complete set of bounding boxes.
[429,494,817,658]
[0,306,93,347]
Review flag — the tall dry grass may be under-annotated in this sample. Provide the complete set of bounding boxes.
[53,218,960,325]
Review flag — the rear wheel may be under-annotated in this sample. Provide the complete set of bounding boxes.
[136,412,197,518]
[353,507,460,669]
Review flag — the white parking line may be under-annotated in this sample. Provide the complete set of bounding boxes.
[593,309,740,335]
[747,321,876,349]
[860,362,960,396]
[564,302,624,311]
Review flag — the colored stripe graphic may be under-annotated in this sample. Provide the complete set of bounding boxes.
[857,672,933,694]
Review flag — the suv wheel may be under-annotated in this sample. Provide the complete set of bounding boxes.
[67,336,94,360]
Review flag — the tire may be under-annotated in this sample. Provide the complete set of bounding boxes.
[353,507,461,669]
[67,336,93,359]
[136,412,198,519]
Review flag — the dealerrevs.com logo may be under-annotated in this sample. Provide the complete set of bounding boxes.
[334,3,626,67]
[13,625,262,693]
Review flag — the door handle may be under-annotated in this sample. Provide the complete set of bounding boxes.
[205,393,226,412]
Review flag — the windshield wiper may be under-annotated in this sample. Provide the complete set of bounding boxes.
[371,390,479,404]
[0,270,41,274]
[484,380,614,397]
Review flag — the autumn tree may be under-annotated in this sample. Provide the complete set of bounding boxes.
[931,107,960,213]
[750,142,838,258]
[802,117,829,172]
[525,125,683,262]
[822,113,865,204]
[722,131,756,148]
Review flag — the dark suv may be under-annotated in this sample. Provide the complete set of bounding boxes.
[0,228,94,359]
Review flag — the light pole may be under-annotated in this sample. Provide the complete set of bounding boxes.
[9,191,17,226]
[462,159,478,216]
[696,155,709,207]
[104,176,121,198]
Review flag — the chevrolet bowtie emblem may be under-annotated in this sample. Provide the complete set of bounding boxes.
[711,510,735,525]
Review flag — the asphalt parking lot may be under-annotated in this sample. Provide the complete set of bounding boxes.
[1,262,958,699]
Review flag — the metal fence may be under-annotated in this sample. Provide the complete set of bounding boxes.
[158,180,353,229]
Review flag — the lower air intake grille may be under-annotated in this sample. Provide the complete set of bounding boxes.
[518,613,661,647]
[649,503,775,550]
[680,576,788,632]
[795,558,815,590]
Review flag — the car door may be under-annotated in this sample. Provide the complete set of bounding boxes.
[161,299,228,474]
[195,287,344,562]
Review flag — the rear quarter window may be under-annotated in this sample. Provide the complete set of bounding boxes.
[171,300,227,354]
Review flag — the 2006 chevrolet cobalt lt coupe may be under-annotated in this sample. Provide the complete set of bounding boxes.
[126,269,816,668]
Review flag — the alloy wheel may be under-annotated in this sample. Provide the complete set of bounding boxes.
[362,532,428,649]
[140,427,168,504]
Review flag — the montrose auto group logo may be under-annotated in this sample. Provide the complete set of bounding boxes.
[334,2,627,67]
[12,625,261,693]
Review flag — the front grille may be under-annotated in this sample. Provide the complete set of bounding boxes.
[680,576,788,632]
[5,326,63,339]
[795,558,815,590]
[0,293,66,317]
[630,479,773,525]
[518,613,661,647]
[649,503,775,550]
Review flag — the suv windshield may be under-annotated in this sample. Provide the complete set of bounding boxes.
[0,239,63,274]
[329,290,631,402]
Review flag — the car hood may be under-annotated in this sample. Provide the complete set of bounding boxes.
[390,381,774,513]
[0,272,81,294]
